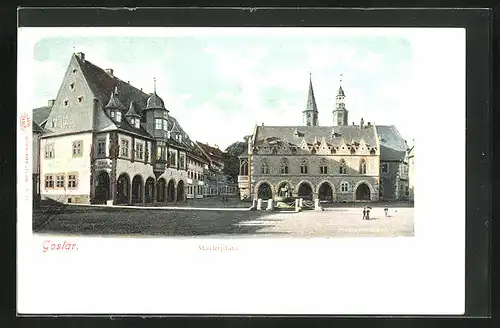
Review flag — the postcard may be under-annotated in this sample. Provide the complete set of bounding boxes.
[17,26,465,315]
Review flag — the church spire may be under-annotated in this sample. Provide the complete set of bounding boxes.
[332,74,348,126]
[303,73,319,126]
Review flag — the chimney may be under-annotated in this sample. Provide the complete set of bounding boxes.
[261,122,264,126]
[48,99,55,106]
[360,117,364,128]
[367,122,371,127]
[76,52,85,61]
[352,122,355,126]
[105,68,114,77]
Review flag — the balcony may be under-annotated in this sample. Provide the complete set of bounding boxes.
[238,175,249,183]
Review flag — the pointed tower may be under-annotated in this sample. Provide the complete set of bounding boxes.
[302,73,319,126]
[125,100,141,129]
[105,86,126,123]
[332,75,348,126]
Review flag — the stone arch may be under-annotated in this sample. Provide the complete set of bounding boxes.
[254,180,273,199]
[353,180,376,201]
[167,179,176,202]
[296,180,314,200]
[95,171,110,204]
[275,180,293,197]
[145,177,155,203]
[156,178,166,202]
[131,174,144,203]
[315,180,336,194]
[116,172,131,204]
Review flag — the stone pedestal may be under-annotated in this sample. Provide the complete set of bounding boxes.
[314,198,321,211]
[257,198,262,210]
[299,198,303,207]
[295,199,300,212]
[106,200,113,206]
[266,199,273,211]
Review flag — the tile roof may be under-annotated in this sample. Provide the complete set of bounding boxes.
[254,125,378,149]
[75,54,197,151]
[32,106,52,125]
[376,125,408,161]
[197,142,225,161]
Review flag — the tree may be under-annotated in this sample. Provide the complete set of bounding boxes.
[223,140,247,182]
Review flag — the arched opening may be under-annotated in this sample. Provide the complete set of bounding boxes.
[318,182,333,202]
[277,182,292,197]
[145,177,154,203]
[356,183,371,201]
[257,182,273,200]
[95,171,110,204]
[116,173,130,204]
[177,180,185,202]
[156,178,166,202]
[297,182,313,200]
[359,159,367,174]
[167,179,176,202]
[131,175,143,203]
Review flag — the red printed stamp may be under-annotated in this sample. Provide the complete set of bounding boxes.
[20,112,31,131]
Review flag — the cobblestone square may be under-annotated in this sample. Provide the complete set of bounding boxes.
[33,201,413,238]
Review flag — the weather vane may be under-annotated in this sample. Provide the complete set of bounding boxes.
[340,73,343,84]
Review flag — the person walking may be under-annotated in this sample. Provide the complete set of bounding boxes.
[362,207,367,220]
[366,206,371,220]
[384,204,389,217]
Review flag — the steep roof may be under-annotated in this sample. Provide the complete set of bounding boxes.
[32,121,44,133]
[32,106,52,125]
[197,142,224,161]
[376,125,408,161]
[304,75,318,113]
[338,85,345,97]
[254,125,378,149]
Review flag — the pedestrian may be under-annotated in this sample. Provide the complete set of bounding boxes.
[366,207,371,220]
[384,204,389,217]
[362,207,367,220]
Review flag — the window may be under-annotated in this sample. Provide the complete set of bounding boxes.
[44,143,55,159]
[68,174,78,188]
[120,139,129,157]
[179,153,186,169]
[300,158,308,174]
[70,83,75,90]
[163,119,169,131]
[155,118,162,130]
[110,111,115,118]
[339,159,347,174]
[280,158,289,174]
[320,158,328,174]
[168,149,177,167]
[311,148,316,155]
[63,116,69,128]
[331,148,336,154]
[136,142,144,160]
[72,140,83,157]
[240,161,249,175]
[97,139,106,156]
[370,148,376,155]
[359,159,367,174]
[381,163,388,173]
[78,96,83,103]
[272,148,278,155]
[116,111,122,122]
[341,181,349,193]
[44,174,54,188]
[56,174,65,188]
[291,148,297,155]
[261,158,269,174]
[350,147,356,154]
[156,144,165,161]
[72,69,77,74]
[64,100,69,106]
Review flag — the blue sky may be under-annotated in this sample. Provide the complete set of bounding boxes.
[31,31,416,150]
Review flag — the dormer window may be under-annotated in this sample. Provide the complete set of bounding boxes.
[110,111,115,118]
[64,100,69,107]
[70,83,75,90]
[116,111,122,122]
[72,69,77,74]
[78,96,83,103]
[135,120,140,129]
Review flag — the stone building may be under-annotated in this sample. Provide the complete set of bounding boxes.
[377,125,410,200]
[196,142,238,196]
[34,52,205,205]
[32,122,43,206]
[238,76,381,202]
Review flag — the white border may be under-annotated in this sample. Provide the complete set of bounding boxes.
[17,27,465,315]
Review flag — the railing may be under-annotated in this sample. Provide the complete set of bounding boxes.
[238,175,249,183]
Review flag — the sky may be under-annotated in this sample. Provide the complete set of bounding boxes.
[27,28,442,150]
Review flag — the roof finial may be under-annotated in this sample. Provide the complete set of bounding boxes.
[153,77,157,94]
[340,73,343,84]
